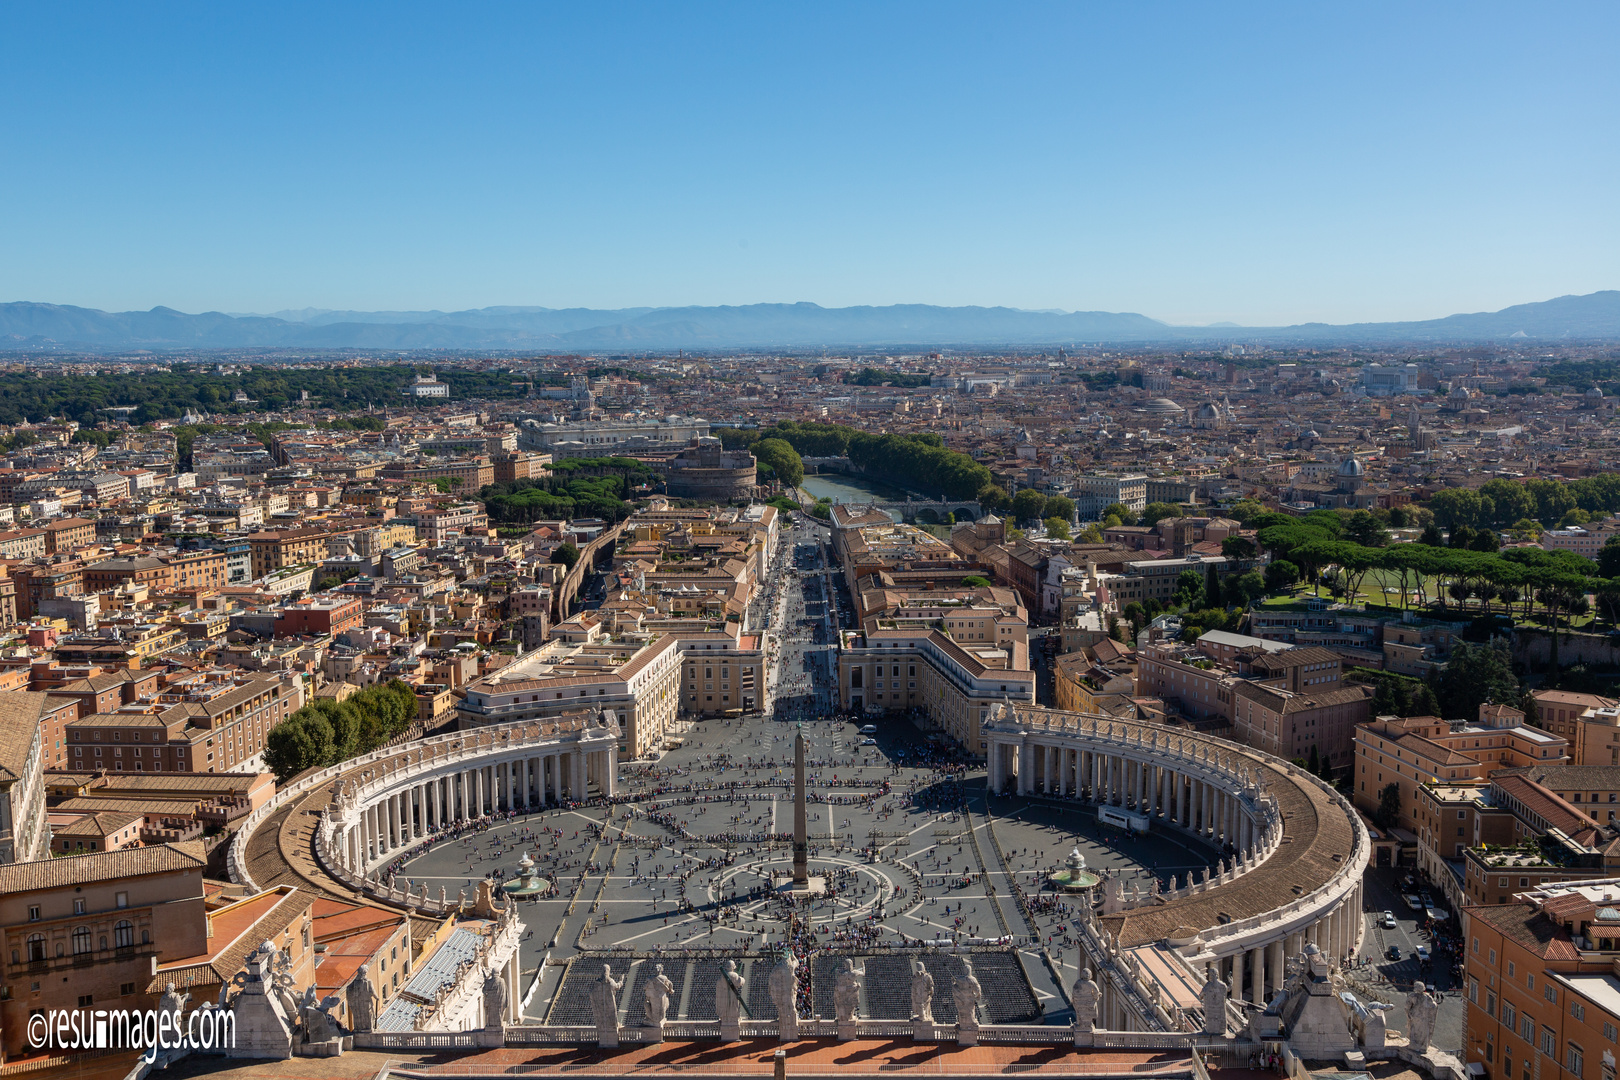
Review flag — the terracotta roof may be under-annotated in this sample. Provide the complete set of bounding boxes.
[1465,901,1583,961]
[0,839,204,892]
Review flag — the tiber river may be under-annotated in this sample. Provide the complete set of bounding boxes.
[799,473,919,522]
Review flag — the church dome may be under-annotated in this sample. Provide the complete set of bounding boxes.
[1338,456,1365,477]
[1588,385,1604,400]
[1195,402,1221,420]
[1140,398,1182,414]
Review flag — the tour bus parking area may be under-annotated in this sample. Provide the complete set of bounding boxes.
[391,708,1227,1026]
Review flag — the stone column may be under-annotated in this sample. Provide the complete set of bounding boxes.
[1201,782,1212,837]
[537,755,548,805]
[1248,946,1265,1007]
[603,744,618,798]
[1018,743,1032,795]
[1269,939,1285,1001]
[1229,950,1244,1003]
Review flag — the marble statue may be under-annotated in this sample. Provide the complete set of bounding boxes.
[769,952,800,1041]
[1071,968,1101,1034]
[589,964,624,1042]
[301,988,338,1043]
[1200,964,1229,1036]
[909,958,935,1023]
[953,960,982,1030]
[159,982,190,1024]
[833,958,865,1024]
[1406,981,1439,1053]
[348,966,377,1033]
[482,969,507,1029]
[715,959,747,1025]
[643,963,675,1029]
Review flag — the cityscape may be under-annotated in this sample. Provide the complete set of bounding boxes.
[1,9,1617,1080]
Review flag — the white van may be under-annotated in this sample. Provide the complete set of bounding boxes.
[859,724,877,735]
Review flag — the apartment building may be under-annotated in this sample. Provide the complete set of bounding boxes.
[1108,554,1233,606]
[1071,474,1147,518]
[0,842,209,1058]
[64,671,305,774]
[1353,707,1569,832]
[837,627,1035,756]
[457,633,683,758]
[247,526,332,580]
[41,517,95,554]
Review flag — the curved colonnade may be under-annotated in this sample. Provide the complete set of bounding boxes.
[982,705,1369,1031]
[229,714,618,914]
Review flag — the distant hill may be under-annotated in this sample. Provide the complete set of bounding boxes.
[1,292,1617,351]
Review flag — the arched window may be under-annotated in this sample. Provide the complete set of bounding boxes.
[26,934,44,962]
[72,927,90,955]
[141,929,150,945]
[114,921,133,949]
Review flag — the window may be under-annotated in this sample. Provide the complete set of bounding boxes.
[73,899,85,914]
[1502,1002,1516,1029]
[72,927,90,955]
[1545,985,1558,1004]
[26,934,44,962]
[27,906,39,922]
[1572,1001,1586,1021]
[1543,1028,1556,1057]
[1606,1022,1618,1043]
[1568,1044,1584,1077]
[114,921,133,949]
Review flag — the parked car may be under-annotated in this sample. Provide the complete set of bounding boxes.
[1416,946,1431,963]
[1386,945,1402,961]
[1381,911,1397,929]
[860,738,877,746]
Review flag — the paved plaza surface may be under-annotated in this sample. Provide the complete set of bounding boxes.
[393,708,1226,1026]
[390,515,1458,1050]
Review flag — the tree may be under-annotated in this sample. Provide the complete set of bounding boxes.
[1417,523,1445,547]
[1408,681,1441,717]
[1174,569,1205,609]
[264,713,335,782]
[977,485,1010,514]
[1226,499,1263,524]
[1224,570,1267,608]
[550,542,580,570]
[1043,517,1072,541]
[1449,524,1476,550]
[1599,535,1620,578]
[1470,529,1501,553]
[1044,495,1075,522]
[1140,502,1181,527]
[1011,489,1048,524]
[1343,510,1391,548]
[961,575,991,588]
[1435,639,1520,721]
[1429,488,1486,531]
[1508,518,1544,543]
[751,438,804,488]
[1307,745,1321,777]
[1205,562,1221,607]
[1101,502,1138,526]
[1374,782,1402,829]
[1265,560,1300,592]
[1075,523,1103,543]
[1221,536,1258,560]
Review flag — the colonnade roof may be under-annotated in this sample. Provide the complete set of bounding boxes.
[1101,755,1354,948]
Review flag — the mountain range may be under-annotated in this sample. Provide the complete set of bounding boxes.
[1,291,1617,352]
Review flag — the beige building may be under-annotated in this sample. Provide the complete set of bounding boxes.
[0,842,208,1058]
[837,628,1035,756]
[0,694,54,864]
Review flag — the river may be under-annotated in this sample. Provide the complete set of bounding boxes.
[800,473,913,505]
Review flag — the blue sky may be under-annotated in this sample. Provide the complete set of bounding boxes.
[1,3,1616,325]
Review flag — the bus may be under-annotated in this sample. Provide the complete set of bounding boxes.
[1098,806,1150,834]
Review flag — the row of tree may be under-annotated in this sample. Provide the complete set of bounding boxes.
[477,472,639,524]
[1429,475,1620,530]
[263,680,422,781]
[0,364,530,426]
[716,422,992,500]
